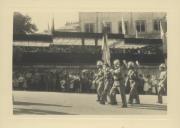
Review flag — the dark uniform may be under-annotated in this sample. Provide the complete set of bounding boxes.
[93,61,104,102]
[101,65,113,104]
[126,68,140,104]
[96,68,104,102]
[109,60,127,107]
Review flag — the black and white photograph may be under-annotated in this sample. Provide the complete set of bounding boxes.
[12,11,167,115]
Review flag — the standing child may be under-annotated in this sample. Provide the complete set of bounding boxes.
[143,74,151,94]
[151,75,158,94]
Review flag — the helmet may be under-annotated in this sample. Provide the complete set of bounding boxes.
[159,63,166,70]
[113,59,120,66]
[128,61,135,69]
[96,60,103,66]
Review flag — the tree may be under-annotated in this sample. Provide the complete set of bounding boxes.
[13,12,38,34]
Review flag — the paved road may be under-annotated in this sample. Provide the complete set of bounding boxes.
[13,91,167,115]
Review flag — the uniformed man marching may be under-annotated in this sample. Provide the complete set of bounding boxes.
[125,61,140,104]
[157,63,167,104]
[109,59,127,107]
[93,60,104,102]
[100,64,113,104]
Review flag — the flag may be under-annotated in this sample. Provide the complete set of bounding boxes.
[160,21,164,39]
[121,17,126,35]
[102,27,111,66]
[160,21,167,55]
[135,29,138,38]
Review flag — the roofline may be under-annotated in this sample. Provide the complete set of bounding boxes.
[53,31,124,39]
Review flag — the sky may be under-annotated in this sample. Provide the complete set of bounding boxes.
[21,12,79,33]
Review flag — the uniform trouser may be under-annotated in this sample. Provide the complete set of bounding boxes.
[128,80,140,104]
[101,80,111,103]
[109,81,127,106]
[157,86,165,103]
[97,81,104,101]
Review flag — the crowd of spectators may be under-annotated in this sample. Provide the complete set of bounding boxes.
[13,67,165,95]
[13,68,95,93]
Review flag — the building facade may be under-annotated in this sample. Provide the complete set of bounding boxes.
[79,12,167,38]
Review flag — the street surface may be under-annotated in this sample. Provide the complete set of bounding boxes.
[13,91,167,115]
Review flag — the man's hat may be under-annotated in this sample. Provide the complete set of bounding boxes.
[128,61,135,69]
[113,59,120,66]
[97,60,103,66]
[159,63,166,69]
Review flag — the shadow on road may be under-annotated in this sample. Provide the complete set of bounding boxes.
[127,103,167,111]
[13,108,77,115]
[13,101,72,108]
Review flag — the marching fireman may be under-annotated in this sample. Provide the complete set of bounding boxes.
[124,61,140,104]
[100,64,113,104]
[109,59,127,107]
[157,63,167,104]
[93,60,104,102]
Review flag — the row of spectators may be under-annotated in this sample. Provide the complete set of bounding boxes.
[13,69,95,93]
[13,67,165,95]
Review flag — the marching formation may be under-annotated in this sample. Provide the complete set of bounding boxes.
[93,59,167,107]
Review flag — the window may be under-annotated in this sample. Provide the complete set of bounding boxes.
[136,20,146,32]
[102,22,111,33]
[153,20,160,31]
[118,21,128,34]
[84,23,94,33]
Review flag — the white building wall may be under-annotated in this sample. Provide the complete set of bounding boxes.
[79,12,166,38]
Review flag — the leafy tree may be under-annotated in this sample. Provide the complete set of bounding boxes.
[13,12,38,34]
